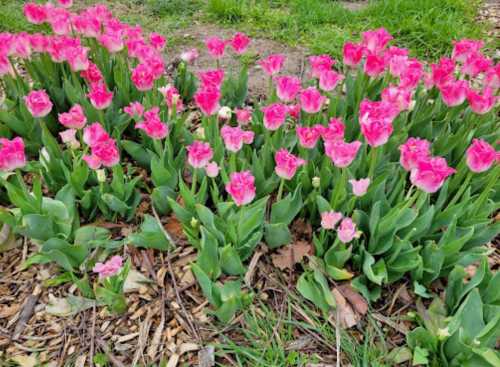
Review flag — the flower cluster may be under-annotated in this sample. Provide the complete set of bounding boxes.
[82,123,120,169]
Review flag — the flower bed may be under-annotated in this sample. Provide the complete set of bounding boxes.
[0,1,499,365]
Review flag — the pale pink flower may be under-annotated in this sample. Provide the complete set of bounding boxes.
[230,32,250,54]
[296,125,323,149]
[58,104,87,129]
[321,118,345,142]
[59,129,80,149]
[0,137,26,171]
[97,33,124,53]
[187,141,213,168]
[299,87,326,114]
[452,39,484,62]
[309,55,335,78]
[466,139,497,173]
[349,178,371,197]
[325,140,361,168]
[274,149,306,180]
[410,157,455,193]
[274,75,301,102]
[466,87,497,115]
[381,85,413,111]
[93,255,123,279]
[205,162,220,178]
[198,69,225,90]
[361,28,393,54]
[235,107,253,125]
[23,3,48,24]
[221,125,254,153]
[159,85,183,112]
[319,70,344,92]
[343,42,364,67]
[225,170,256,206]
[399,137,431,171]
[321,211,342,230]
[194,88,221,116]
[205,36,226,59]
[439,80,468,107]
[384,46,409,77]
[131,63,155,91]
[24,90,52,118]
[87,82,113,110]
[484,64,500,90]
[259,54,285,76]
[124,101,144,119]
[337,218,359,243]
[261,103,288,131]
[180,48,199,64]
[150,32,166,50]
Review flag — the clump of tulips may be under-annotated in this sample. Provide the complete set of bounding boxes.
[0,1,498,333]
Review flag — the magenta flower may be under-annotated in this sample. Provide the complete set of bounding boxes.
[342,42,364,68]
[83,138,120,169]
[205,162,220,178]
[359,100,399,147]
[349,178,371,197]
[261,103,288,131]
[225,170,256,206]
[361,120,393,148]
[235,107,253,125]
[93,255,123,279]
[466,139,497,173]
[87,82,113,110]
[337,217,359,243]
[135,107,169,140]
[83,123,109,147]
[97,33,124,53]
[361,28,393,54]
[124,101,145,119]
[364,52,386,77]
[194,88,221,116]
[399,137,431,171]
[0,137,26,171]
[259,54,285,76]
[230,32,251,54]
[221,125,254,153]
[299,87,326,114]
[81,62,104,84]
[466,87,497,115]
[58,104,87,129]
[430,58,456,88]
[319,70,344,92]
[150,32,166,50]
[274,149,306,180]
[309,55,335,78]
[321,118,345,142]
[187,141,213,169]
[287,104,301,120]
[131,63,155,91]
[274,75,301,102]
[296,125,323,149]
[452,39,484,62]
[205,36,226,59]
[325,139,361,168]
[381,85,413,111]
[321,211,342,230]
[23,3,48,24]
[24,90,53,118]
[439,80,468,107]
[410,157,456,193]
[198,69,225,90]
[57,0,73,9]
[461,52,492,78]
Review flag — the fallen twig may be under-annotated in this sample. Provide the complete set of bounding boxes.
[12,285,41,340]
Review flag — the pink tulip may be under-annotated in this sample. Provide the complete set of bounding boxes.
[360,120,393,147]
[24,90,53,118]
[65,46,90,72]
[287,104,301,120]
[28,33,49,53]
[180,48,199,64]
[343,42,364,67]
[221,125,254,153]
[58,104,87,129]
[205,36,226,59]
[399,137,431,171]
[259,54,285,76]
[364,52,386,77]
[46,7,72,35]
[321,118,345,142]
[93,255,123,278]
[337,217,359,243]
[11,34,32,59]
[410,157,455,193]
[124,101,145,119]
[0,137,26,171]
[24,3,48,24]
[135,107,169,139]
[296,125,323,149]
[150,32,166,50]
[299,87,326,114]
[225,170,256,206]
[88,82,113,110]
[59,129,80,149]
[205,162,220,178]
[430,58,456,88]
[230,32,250,54]
[159,85,184,112]
[83,123,109,147]
[466,87,497,115]
[274,75,301,102]
[198,69,225,90]
[261,103,288,131]
[319,70,344,92]
[325,139,361,168]
[399,59,423,90]
[452,39,484,62]
[274,149,306,180]
[235,107,253,125]
[131,63,155,91]
[187,141,213,168]
[321,211,343,230]
[57,0,73,8]
[83,138,120,169]
[97,33,124,53]
[461,52,492,78]
[194,88,221,116]
[439,80,468,107]
[466,139,497,173]
[484,64,500,90]
[384,47,409,77]
[361,28,393,54]
[349,178,370,197]
[359,100,399,147]
[309,55,335,78]
[381,85,413,111]
[81,62,104,84]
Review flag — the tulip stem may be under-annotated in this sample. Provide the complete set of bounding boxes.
[447,170,472,208]
[191,169,198,194]
[368,147,378,178]
[276,178,285,202]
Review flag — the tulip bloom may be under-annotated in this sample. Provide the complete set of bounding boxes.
[466,87,496,115]
[235,107,253,125]
[410,157,455,193]
[205,162,220,178]
[220,125,254,153]
[337,217,359,243]
[361,28,393,54]
[198,69,225,90]
[261,103,288,131]
[230,32,250,54]
[319,70,344,92]
[296,125,323,149]
[205,36,226,59]
[225,170,256,206]
[194,88,221,116]
[180,48,199,64]
[59,129,80,149]
[349,178,370,197]
[325,140,361,168]
[466,139,497,173]
[381,85,413,111]
[309,55,335,78]
[274,149,306,180]
[274,75,301,102]
[452,39,484,62]
[24,90,53,118]
[364,52,386,77]
[124,101,145,119]
[58,104,87,129]
[439,80,468,107]
[93,255,123,279]
[0,137,26,171]
[321,211,343,230]
[187,141,213,169]
[24,3,48,24]
[299,87,326,114]
[399,137,431,171]
[343,42,364,67]
[135,107,169,140]
[159,85,184,112]
[259,54,285,76]
[87,82,113,110]
[321,118,345,142]
[131,63,155,91]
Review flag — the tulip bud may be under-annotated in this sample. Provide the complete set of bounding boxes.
[97,169,106,183]
[312,176,321,188]
[194,127,205,140]
[190,217,199,228]
[218,106,232,120]
[408,100,416,111]
[437,328,450,340]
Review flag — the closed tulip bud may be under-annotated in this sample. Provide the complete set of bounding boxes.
[97,169,106,183]
[312,176,321,188]
[437,328,450,340]
[190,217,199,228]
[408,100,416,111]
[218,106,232,120]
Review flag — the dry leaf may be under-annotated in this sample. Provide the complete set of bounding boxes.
[164,216,184,238]
[199,346,215,367]
[45,294,95,317]
[271,241,312,270]
[12,355,37,367]
[337,284,368,316]
[166,353,180,367]
[0,304,20,319]
[332,288,359,328]
[124,269,151,293]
